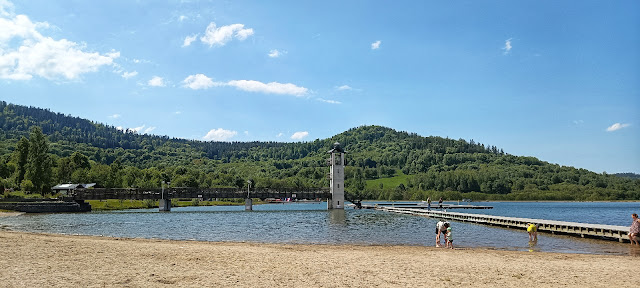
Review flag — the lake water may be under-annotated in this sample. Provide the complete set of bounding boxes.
[1,201,639,255]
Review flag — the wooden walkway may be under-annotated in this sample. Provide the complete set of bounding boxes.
[378,206,631,242]
[69,187,330,201]
[361,203,493,209]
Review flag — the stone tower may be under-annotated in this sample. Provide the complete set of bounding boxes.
[327,142,345,209]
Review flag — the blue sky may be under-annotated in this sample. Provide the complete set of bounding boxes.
[0,0,638,174]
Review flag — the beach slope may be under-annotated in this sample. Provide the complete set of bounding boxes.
[0,231,636,287]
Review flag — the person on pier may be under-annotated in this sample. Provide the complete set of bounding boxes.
[629,213,640,245]
[435,220,450,247]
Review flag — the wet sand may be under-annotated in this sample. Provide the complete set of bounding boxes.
[0,230,637,287]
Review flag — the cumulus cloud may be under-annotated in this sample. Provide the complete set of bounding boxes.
[108,114,121,119]
[226,80,308,96]
[131,124,145,133]
[276,132,283,138]
[121,71,138,79]
[317,98,341,104]
[180,73,308,96]
[182,73,218,89]
[178,15,187,22]
[291,131,309,140]
[268,49,286,58]
[371,40,381,50]
[148,76,165,87]
[502,38,512,54]
[203,128,237,141]
[0,0,14,16]
[127,124,156,134]
[182,34,197,47]
[0,10,119,80]
[143,126,156,134]
[606,123,630,132]
[200,22,254,47]
[336,85,352,91]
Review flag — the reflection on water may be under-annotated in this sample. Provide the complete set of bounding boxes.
[0,201,638,256]
[329,209,346,225]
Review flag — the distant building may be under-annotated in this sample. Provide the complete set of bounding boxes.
[51,183,97,195]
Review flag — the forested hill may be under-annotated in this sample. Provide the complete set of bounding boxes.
[1,101,638,201]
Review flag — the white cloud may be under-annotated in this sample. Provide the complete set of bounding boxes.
[180,74,308,96]
[276,132,283,138]
[0,11,119,80]
[148,76,165,87]
[182,73,217,89]
[116,126,123,131]
[178,15,187,22]
[125,124,156,134]
[572,120,584,125]
[182,34,197,47]
[174,111,182,115]
[200,22,254,47]
[371,40,381,50]
[502,38,512,54]
[317,98,341,104]
[108,114,121,119]
[606,123,630,132]
[203,128,237,141]
[0,0,14,17]
[121,71,138,79]
[132,124,146,133]
[143,126,156,134]
[226,80,308,96]
[291,131,309,140]
[244,131,249,135]
[336,85,352,91]
[268,49,285,58]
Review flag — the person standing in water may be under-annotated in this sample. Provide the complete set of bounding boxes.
[435,220,449,247]
[426,197,431,211]
[527,223,538,241]
[438,197,443,210]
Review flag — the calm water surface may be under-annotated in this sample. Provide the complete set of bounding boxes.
[1,201,639,255]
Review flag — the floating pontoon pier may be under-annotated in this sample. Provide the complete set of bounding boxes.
[378,206,630,242]
[360,203,493,209]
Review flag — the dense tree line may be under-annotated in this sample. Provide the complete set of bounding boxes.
[0,101,638,200]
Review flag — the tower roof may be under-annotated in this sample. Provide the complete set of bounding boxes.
[327,142,346,153]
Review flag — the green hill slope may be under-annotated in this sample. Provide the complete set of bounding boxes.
[1,101,638,200]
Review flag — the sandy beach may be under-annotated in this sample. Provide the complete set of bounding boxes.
[0,230,637,287]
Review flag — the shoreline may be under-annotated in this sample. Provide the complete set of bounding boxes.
[1,230,638,287]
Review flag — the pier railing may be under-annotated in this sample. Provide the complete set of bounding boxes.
[70,187,331,201]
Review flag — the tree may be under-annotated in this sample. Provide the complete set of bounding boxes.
[14,137,29,186]
[25,127,53,194]
[70,152,91,170]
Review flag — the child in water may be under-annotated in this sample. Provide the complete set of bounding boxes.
[527,223,538,241]
[445,227,454,249]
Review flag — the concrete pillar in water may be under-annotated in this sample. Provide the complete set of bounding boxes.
[245,198,253,211]
[327,142,345,210]
[159,198,171,212]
